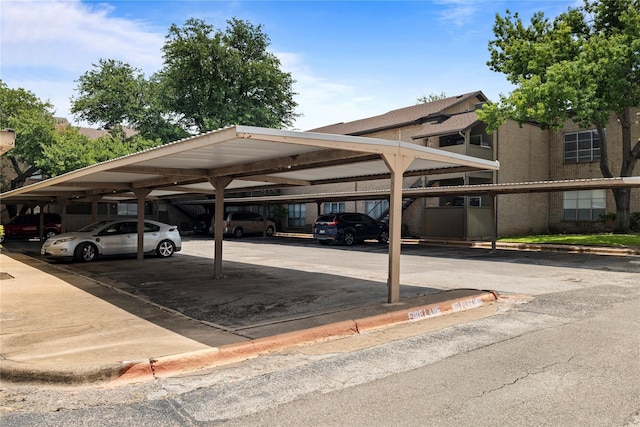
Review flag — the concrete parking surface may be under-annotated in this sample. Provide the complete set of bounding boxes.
[1,235,638,384]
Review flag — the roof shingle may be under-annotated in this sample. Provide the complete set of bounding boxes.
[308,91,486,135]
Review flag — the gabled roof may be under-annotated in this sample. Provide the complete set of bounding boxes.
[55,117,138,139]
[411,110,480,139]
[308,91,487,135]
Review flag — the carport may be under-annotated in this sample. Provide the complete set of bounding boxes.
[0,125,499,303]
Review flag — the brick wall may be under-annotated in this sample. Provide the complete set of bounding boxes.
[548,110,640,232]
[495,120,551,235]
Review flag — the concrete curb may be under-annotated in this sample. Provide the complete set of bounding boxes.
[276,233,640,257]
[110,290,499,386]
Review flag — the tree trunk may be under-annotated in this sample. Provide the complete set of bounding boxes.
[612,188,631,234]
[599,109,639,234]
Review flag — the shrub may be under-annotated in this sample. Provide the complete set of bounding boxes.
[631,212,640,232]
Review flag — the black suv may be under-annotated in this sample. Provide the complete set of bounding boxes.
[312,212,389,246]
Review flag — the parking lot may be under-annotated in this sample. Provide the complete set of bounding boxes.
[5,234,639,341]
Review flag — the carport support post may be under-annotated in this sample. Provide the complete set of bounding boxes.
[382,152,413,304]
[90,196,101,223]
[209,178,232,278]
[37,204,45,240]
[133,189,151,261]
[489,192,497,251]
[56,198,69,235]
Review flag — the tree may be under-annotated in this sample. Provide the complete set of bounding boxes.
[478,0,640,232]
[159,18,298,133]
[417,92,447,103]
[71,59,146,130]
[71,60,188,143]
[1,81,162,194]
[38,126,160,177]
[0,80,56,192]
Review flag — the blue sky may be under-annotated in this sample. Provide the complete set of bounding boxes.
[1,0,578,131]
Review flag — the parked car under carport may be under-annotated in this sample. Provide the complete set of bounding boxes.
[41,219,182,262]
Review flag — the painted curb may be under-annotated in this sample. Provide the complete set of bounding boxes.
[111,290,499,385]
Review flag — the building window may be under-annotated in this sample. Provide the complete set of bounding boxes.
[469,134,492,148]
[287,204,306,227]
[117,203,137,216]
[365,200,389,219]
[564,130,601,163]
[323,202,345,214]
[439,134,465,147]
[563,190,606,221]
[116,202,153,216]
[66,203,92,215]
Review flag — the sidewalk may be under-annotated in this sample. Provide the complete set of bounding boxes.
[0,251,498,385]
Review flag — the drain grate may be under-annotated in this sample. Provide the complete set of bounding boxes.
[0,272,15,280]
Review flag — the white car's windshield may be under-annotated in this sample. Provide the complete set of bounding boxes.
[77,221,113,233]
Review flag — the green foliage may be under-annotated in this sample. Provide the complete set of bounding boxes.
[38,126,162,177]
[0,80,56,166]
[71,18,299,139]
[417,92,447,103]
[71,59,147,129]
[480,0,640,132]
[499,233,640,248]
[479,0,640,232]
[601,212,640,231]
[631,212,640,231]
[1,80,162,182]
[71,61,189,144]
[159,18,298,133]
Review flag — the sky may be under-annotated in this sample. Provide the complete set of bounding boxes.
[0,0,579,131]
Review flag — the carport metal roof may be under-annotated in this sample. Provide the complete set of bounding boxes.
[1,125,500,304]
[183,177,640,205]
[0,125,498,203]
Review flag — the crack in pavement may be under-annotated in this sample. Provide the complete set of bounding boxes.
[470,355,576,399]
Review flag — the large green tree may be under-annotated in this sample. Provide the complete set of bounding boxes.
[159,17,298,133]
[71,18,298,139]
[0,80,56,191]
[71,59,146,130]
[478,0,640,232]
[1,81,161,195]
[71,60,188,143]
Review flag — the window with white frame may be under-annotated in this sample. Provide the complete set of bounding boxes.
[287,204,306,227]
[365,200,389,219]
[563,190,606,221]
[564,130,601,163]
[323,202,345,214]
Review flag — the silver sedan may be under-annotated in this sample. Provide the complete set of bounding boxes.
[41,219,182,262]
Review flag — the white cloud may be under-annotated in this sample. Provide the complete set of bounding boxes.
[1,0,166,123]
[435,0,480,27]
[1,0,164,73]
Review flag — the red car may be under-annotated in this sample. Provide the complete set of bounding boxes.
[1,213,62,242]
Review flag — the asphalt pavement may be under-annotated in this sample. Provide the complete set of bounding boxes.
[0,236,636,386]
[0,239,498,385]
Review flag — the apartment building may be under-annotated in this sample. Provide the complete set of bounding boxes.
[278,91,639,238]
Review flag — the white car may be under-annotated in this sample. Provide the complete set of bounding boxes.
[41,219,182,262]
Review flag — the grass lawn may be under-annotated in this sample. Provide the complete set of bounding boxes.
[498,233,640,248]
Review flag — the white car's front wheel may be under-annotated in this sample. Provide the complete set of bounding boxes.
[75,243,97,262]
